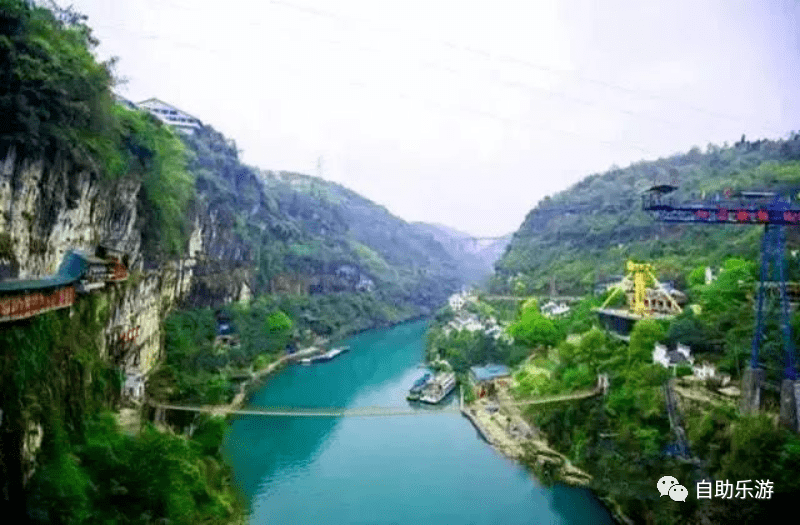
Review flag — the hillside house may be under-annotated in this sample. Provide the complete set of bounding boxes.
[215,312,240,347]
[137,98,203,133]
[356,275,375,292]
[690,362,731,385]
[469,364,511,397]
[449,293,466,311]
[541,301,569,317]
[449,315,482,333]
[653,343,693,368]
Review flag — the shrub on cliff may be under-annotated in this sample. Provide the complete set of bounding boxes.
[0,0,116,166]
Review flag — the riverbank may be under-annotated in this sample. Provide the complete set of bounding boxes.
[218,341,329,415]
[226,315,430,414]
[460,394,593,486]
[459,401,633,525]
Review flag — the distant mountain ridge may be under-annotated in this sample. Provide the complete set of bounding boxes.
[412,222,512,284]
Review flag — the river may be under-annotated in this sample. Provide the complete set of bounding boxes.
[223,319,615,524]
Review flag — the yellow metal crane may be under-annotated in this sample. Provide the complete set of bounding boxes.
[600,260,682,317]
[627,261,652,316]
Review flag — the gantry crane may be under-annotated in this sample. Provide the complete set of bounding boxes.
[642,184,800,427]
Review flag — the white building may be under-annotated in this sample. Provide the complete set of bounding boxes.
[692,362,716,380]
[653,343,694,368]
[123,369,145,401]
[356,275,374,292]
[485,324,513,343]
[448,314,482,333]
[541,301,570,318]
[137,98,203,133]
[691,362,731,385]
[449,294,465,311]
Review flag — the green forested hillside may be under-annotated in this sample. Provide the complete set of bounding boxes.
[493,136,800,295]
[254,169,465,309]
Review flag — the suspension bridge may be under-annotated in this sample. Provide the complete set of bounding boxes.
[148,386,603,419]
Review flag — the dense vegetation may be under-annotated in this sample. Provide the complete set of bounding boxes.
[151,291,419,406]
[0,1,196,259]
[493,135,800,296]
[426,269,800,523]
[148,301,293,405]
[0,0,115,166]
[257,170,466,310]
[0,297,244,523]
[425,294,608,375]
[518,319,800,524]
[26,412,242,525]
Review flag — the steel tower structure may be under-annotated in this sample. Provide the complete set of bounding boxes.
[642,185,800,428]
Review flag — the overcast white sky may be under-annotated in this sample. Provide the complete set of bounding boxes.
[71,0,799,237]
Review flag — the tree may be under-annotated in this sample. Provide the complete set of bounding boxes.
[578,327,606,372]
[629,319,665,364]
[0,1,116,165]
[665,309,709,353]
[687,266,706,288]
[697,258,756,351]
[509,307,561,349]
[265,310,293,334]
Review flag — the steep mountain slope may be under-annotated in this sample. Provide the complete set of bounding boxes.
[493,135,800,295]
[252,169,463,311]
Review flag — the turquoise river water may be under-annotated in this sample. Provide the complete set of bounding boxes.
[223,319,615,524]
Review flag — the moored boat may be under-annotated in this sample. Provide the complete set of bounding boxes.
[407,372,432,401]
[301,346,350,365]
[419,372,457,404]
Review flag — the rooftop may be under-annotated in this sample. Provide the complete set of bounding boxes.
[470,364,511,382]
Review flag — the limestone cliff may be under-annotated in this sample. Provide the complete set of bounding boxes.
[0,146,254,377]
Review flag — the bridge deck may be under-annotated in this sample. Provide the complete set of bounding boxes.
[150,389,600,418]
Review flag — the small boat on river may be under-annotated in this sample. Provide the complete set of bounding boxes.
[407,372,432,401]
[301,346,350,365]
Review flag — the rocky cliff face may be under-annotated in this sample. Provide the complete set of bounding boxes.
[0,148,142,278]
[0,147,254,376]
